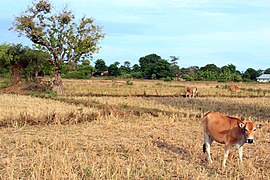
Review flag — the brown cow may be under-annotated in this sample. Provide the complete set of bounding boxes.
[203,111,262,167]
[184,87,198,98]
[228,85,241,92]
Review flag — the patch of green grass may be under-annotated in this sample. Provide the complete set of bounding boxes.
[29,91,57,98]
[120,103,129,109]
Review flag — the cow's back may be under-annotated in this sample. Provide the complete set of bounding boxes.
[184,87,197,97]
[228,85,240,92]
[203,112,242,144]
[184,87,192,93]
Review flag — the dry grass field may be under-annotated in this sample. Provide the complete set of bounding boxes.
[0,79,269,179]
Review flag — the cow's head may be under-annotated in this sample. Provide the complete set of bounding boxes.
[239,122,262,143]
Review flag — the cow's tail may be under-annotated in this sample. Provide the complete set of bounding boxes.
[203,143,206,153]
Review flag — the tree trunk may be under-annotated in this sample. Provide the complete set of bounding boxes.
[52,66,63,94]
[11,65,21,85]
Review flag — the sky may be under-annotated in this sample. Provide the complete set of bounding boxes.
[1,0,270,71]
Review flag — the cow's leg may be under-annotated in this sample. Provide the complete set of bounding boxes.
[204,133,213,163]
[237,145,243,164]
[222,145,230,167]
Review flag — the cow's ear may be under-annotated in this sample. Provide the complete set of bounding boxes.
[256,124,263,129]
[239,123,245,129]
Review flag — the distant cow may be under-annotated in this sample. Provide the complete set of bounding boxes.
[203,111,262,167]
[228,85,241,92]
[184,87,198,98]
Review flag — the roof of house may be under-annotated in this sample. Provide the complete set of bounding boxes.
[257,74,270,79]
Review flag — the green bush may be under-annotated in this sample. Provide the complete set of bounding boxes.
[181,74,192,81]
[243,78,252,82]
[151,74,157,80]
[233,75,243,82]
[131,72,143,79]
[0,79,11,88]
[122,74,133,79]
[63,71,88,79]
[163,77,172,82]
[0,73,11,78]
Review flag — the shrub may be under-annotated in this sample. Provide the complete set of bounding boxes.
[131,72,143,79]
[233,75,243,82]
[163,77,172,82]
[0,73,11,78]
[181,74,192,81]
[64,71,88,79]
[243,78,252,82]
[0,79,11,88]
[151,74,157,80]
[122,74,133,79]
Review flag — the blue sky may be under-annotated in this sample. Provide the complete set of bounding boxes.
[1,0,270,71]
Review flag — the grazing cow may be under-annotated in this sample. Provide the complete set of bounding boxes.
[184,87,198,98]
[203,111,262,167]
[228,85,241,92]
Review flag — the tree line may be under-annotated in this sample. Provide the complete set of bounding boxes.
[1,44,269,83]
[1,0,269,95]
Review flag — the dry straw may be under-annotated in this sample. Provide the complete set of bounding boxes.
[0,79,269,179]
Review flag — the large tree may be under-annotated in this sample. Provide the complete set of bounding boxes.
[6,44,29,85]
[119,61,131,75]
[10,0,104,93]
[22,49,52,79]
[155,59,172,78]
[108,62,121,76]
[0,43,11,75]
[169,56,180,76]
[0,43,52,84]
[139,54,172,79]
[198,64,220,80]
[264,67,270,74]
[94,59,108,74]
[243,68,259,81]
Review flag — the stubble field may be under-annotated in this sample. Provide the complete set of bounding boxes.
[0,79,269,179]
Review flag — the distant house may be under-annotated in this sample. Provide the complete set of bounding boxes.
[101,71,110,76]
[257,74,270,82]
